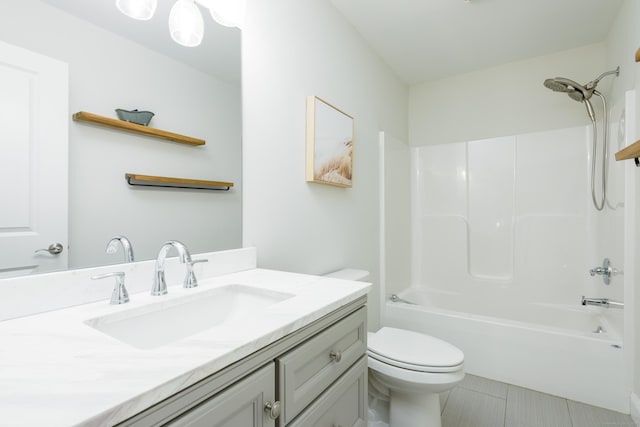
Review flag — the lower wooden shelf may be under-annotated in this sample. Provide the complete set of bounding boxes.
[125,174,233,191]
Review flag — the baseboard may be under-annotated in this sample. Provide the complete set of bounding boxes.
[631,392,640,425]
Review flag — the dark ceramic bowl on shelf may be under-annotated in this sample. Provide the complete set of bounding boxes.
[115,109,155,126]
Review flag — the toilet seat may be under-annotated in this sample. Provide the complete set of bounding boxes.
[368,327,464,373]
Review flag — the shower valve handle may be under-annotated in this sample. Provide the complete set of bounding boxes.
[589,258,613,285]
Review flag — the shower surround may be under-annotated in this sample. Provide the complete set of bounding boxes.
[412,126,597,301]
[381,118,630,412]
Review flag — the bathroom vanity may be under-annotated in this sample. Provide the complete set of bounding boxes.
[0,248,370,426]
[123,304,367,427]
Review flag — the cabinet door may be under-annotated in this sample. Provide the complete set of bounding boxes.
[167,363,277,427]
[277,307,366,424]
[288,357,367,427]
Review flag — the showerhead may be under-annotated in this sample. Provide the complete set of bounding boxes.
[543,67,619,103]
[543,77,592,102]
[543,77,578,93]
[543,67,619,212]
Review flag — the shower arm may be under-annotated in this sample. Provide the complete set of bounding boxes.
[587,67,620,90]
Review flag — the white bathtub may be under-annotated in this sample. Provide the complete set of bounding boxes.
[383,287,628,413]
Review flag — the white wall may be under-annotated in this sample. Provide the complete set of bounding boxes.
[409,43,607,146]
[0,1,242,268]
[241,0,408,330]
[601,0,640,416]
[604,0,640,413]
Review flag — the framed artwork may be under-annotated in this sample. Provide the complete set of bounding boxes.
[306,96,354,187]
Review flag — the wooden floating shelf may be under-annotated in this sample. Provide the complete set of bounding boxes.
[125,174,233,191]
[73,111,205,146]
[615,140,640,161]
[636,47,640,63]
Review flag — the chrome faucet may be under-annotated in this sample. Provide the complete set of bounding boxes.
[106,235,135,263]
[92,271,130,304]
[151,241,208,295]
[581,296,624,309]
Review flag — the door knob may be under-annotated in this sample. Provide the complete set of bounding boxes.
[35,243,64,255]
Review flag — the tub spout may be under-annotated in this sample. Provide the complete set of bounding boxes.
[581,296,624,309]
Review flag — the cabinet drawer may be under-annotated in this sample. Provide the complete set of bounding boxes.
[288,357,367,427]
[277,307,366,425]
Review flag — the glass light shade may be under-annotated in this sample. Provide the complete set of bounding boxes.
[115,0,157,20]
[207,0,245,28]
[169,0,205,47]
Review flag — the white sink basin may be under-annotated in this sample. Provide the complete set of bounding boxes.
[84,284,294,349]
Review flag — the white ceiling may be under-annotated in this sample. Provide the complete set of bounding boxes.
[41,0,241,85]
[40,0,625,87]
[330,0,625,85]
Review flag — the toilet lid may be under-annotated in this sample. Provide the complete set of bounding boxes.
[368,327,464,372]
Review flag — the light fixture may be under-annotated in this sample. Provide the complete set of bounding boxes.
[200,0,246,28]
[116,0,244,47]
[169,0,204,47]
[115,0,157,20]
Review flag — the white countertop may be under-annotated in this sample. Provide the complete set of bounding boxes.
[0,268,370,426]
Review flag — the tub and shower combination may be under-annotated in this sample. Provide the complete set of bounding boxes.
[384,287,626,412]
[379,93,634,413]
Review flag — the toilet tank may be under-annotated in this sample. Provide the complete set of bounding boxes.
[324,269,370,281]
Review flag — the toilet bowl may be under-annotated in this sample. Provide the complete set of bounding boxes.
[323,269,464,427]
[368,327,464,427]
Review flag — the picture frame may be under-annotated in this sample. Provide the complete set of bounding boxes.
[306,96,354,188]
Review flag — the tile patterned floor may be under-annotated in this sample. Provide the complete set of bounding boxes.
[369,374,637,427]
[440,375,636,427]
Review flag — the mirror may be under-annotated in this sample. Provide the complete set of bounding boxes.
[0,0,242,277]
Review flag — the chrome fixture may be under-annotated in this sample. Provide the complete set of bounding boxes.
[581,296,624,309]
[390,294,417,305]
[34,243,64,255]
[184,258,208,288]
[106,235,135,263]
[151,240,207,295]
[544,67,620,211]
[589,258,613,285]
[593,325,606,334]
[92,271,130,304]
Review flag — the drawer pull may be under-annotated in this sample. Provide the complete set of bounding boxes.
[264,400,281,420]
[330,350,342,363]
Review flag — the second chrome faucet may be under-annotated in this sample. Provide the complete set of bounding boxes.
[151,240,208,296]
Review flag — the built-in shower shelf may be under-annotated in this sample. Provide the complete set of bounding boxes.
[614,140,640,161]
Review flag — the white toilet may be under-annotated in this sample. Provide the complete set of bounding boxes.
[368,327,464,427]
[324,269,465,427]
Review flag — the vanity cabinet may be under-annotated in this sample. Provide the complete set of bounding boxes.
[118,298,367,427]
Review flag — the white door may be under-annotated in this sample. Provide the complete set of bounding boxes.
[0,40,68,277]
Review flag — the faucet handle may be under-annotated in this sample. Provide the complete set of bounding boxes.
[184,259,208,289]
[92,272,130,305]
